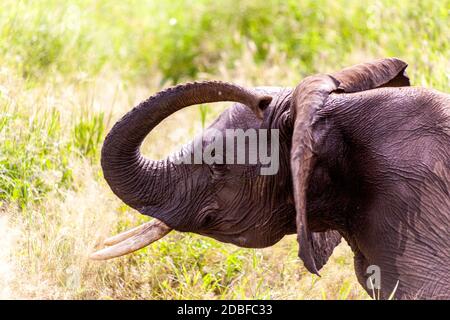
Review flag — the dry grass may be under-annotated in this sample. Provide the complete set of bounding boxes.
[1,0,447,300]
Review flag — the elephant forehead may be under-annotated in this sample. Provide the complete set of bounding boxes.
[226,103,261,129]
[224,87,292,129]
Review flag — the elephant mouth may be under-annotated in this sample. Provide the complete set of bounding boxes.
[90,218,172,260]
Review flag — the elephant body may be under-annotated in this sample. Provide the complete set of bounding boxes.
[213,86,449,299]
[305,87,449,299]
[93,59,450,300]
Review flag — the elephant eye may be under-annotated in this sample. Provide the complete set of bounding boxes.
[203,214,213,225]
[200,211,219,228]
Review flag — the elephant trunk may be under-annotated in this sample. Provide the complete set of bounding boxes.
[101,81,272,214]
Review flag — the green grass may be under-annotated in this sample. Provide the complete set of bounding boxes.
[73,112,104,161]
[1,0,448,85]
[0,103,72,209]
[0,0,448,299]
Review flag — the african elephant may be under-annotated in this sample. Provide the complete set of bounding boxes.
[91,58,450,300]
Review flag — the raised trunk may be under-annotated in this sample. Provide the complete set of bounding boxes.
[101,81,272,212]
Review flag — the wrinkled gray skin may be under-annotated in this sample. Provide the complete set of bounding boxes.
[101,59,449,299]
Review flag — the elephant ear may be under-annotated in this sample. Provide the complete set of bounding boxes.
[290,58,410,275]
[290,74,341,275]
[331,57,410,92]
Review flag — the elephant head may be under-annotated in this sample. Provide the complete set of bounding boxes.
[91,58,450,299]
[90,80,346,268]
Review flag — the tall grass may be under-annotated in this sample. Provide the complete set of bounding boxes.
[0,0,448,299]
[1,0,448,85]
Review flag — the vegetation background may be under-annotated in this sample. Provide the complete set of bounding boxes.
[0,0,448,299]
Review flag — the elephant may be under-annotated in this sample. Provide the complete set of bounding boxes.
[90,58,450,300]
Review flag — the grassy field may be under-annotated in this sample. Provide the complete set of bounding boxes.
[0,0,448,299]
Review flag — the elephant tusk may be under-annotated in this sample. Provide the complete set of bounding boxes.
[89,219,172,260]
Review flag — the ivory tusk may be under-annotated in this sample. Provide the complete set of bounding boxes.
[90,219,172,260]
